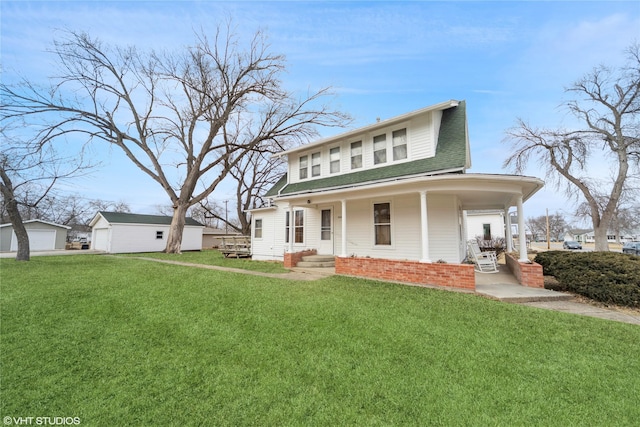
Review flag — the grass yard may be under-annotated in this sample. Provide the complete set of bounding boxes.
[1,255,639,426]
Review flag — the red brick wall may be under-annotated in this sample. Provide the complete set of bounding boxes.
[283,249,317,268]
[505,253,544,288]
[335,256,476,290]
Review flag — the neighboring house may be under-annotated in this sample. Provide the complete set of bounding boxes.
[90,212,204,253]
[565,229,640,243]
[250,100,545,289]
[0,220,70,252]
[465,210,506,241]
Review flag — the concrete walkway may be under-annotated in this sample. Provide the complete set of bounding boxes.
[474,266,640,325]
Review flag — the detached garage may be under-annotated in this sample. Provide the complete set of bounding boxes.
[89,211,204,254]
[0,220,70,252]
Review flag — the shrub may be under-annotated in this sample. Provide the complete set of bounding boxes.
[474,235,506,259]
[533,251,640,308]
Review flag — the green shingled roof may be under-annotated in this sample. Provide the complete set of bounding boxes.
[265,101,468,197]
[98,211,203,226]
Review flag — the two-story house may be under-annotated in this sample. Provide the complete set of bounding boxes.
[250,100,545,290]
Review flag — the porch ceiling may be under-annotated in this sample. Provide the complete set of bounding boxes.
[276,173,544,210]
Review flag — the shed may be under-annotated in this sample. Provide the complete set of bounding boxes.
[89,211,204,254]
[0,220,71,252]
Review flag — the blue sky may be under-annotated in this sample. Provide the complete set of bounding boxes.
[2,1,639,221]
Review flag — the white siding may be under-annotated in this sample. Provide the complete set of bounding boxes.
[466,212,506,240]
[285,110,443,185]
[252,192,463,264]
[425,194,461,263]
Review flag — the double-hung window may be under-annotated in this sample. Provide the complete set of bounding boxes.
[373,202,391,245]
[483,224,491,241]
[351,141,362,169]
[311,152,321,177]
[254,219,263,239]
[299,155,308,180]
[392,128,407,161]
[285,211,304,243]
[373,134,387,165]
[329,147,340,174]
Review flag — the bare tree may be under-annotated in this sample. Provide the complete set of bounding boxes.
[526,212,569,242]
[1,26,350,253]
[0,129,93,261]
[504,44,640,251]
[197,147,286,235]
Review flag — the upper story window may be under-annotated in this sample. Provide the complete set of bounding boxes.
[299,155,308,180]
[311,152,321,177]
[330,147,340,174]
[392,128,407,161]
[373,134,387,165]
[351,141,362,169]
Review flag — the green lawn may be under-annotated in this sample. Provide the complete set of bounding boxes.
[1,255,639,426]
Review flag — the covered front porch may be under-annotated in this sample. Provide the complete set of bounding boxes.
[278,173,544,291]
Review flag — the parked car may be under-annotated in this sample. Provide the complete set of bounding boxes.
[622,242,640,255]
[563,240,582,250]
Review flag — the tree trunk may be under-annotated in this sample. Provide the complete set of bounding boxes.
[0,184,30,261]
[165,203,188,254]
[592,224,610,252]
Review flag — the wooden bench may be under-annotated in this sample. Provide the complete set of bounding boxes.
[219,236,251,258]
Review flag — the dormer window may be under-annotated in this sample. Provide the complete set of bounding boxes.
[299,155,308,179]
[351,141,362,169]
[392,128,407,161]
[311,152,321,177]
[373,134,387,165]
[330,147,340,174]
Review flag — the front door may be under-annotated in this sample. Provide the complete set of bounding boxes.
[318,208,334,255]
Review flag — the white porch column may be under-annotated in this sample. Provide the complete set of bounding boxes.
[516,196,528,261]
[288,205,294,253]
[420,190,431,263]
[505,207,513,253]
[340,199,347,257]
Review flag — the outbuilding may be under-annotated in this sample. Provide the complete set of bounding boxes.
[89,211,204,254]
[0,220,71,252]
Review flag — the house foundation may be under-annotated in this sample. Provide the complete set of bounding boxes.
[335,256,476,290]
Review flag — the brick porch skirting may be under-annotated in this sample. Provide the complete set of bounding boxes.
[335,256,476,290]
[283,249,317,268]
[505,253,544,288]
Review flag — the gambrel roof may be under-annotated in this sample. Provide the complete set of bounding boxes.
[266,100,469,197]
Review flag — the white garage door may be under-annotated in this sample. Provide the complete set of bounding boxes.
[93,228,109,251]
[10,229,56,251]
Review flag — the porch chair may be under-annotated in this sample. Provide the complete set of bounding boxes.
[467,240,499,273]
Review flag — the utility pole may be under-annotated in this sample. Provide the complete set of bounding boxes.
[546,208,550,250]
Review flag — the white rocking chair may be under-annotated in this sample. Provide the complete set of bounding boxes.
[468,240,499,273]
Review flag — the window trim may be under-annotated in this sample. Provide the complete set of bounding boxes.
[254,218,263,239]
[299,155,308,180]
[329,146,340,174]
[311,152,321,177]
[392,128,407,161]
[285,210,305,244]
[350,140,363,170]
[372,201,393,247]
[373,134,387,165]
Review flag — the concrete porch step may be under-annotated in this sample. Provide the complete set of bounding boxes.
[297,254,335,268]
